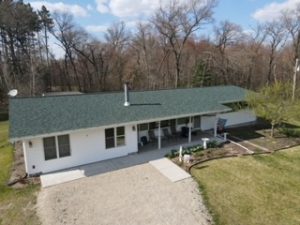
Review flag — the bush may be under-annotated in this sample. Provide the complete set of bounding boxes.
[165,144,204,158]
[0,112,8,121]
[279,127,300,137]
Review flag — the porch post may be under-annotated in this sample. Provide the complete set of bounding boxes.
[188,116,192,143]
[158,121,161,149]
[214,114,218,137]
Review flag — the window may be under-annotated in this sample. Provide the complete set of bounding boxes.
[177,117,189,125]
[116,127,125,146]
[138,123,149,131]
[43,137,57,160]
[105,128,115,149]
[194,116,201,128]
[43,135,71,160]
[58,135,71,157]
[105,126,126,149]
[149,122,157,129]
[161,120,169,128]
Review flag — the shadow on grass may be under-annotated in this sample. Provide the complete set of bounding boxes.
[194,165,210,170]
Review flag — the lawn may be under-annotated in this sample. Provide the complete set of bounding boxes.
[191,148,300,225]
[0,121,40,225]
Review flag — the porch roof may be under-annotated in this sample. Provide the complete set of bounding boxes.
[9,85,249,140]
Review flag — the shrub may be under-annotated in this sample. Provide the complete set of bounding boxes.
[279,127,300,137]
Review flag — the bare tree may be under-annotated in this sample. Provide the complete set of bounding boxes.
[282,5,300,61]
[213,20,243,84]
[152,0,217,88]
[104,22,130,89]
[52,13,88,91]
[263,21,286,84]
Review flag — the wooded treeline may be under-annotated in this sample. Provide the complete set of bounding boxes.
[0,0,300,99]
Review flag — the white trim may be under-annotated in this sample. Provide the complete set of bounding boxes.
[188,116,192,143]
[214,114,218,137]
[158,121,161,150]
[10,109,231,142]
[22,141,29,174]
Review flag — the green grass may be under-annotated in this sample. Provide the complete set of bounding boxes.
[191,148,300,225]
[0,121,40,225]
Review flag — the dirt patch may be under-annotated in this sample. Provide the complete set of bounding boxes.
[8,142,40,188]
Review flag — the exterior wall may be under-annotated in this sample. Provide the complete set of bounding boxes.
[137,122,193,142]
[201,116,216,130]
[201,109,256,130]
[219,109,256,127]
[23,124,138,175]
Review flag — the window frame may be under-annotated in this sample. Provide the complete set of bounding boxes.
[43,134,71,161]
[43,136,57,161]
[105,126,126,149]
[57,135,71,158]
[105,128,115,149]
[177,117,189,125]
[138,123,149,131]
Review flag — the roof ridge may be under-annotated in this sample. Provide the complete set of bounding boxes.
[10,85,238,100]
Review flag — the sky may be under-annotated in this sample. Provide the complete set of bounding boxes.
[25,0,300,57]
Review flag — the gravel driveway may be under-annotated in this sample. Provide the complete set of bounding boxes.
[37,163,212,225]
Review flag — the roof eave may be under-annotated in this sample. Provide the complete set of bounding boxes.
[10,107,231,142]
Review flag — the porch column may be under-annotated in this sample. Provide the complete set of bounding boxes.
[214,114,218,137]
[158,121,161,149]
[188,116,192,143]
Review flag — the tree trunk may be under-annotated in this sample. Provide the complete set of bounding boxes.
[271,122,275,138]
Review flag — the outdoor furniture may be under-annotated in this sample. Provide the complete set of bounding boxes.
[162,128,173,139]
[148,130,157,142]
[140,136,148,146]
[181,127,189,138]
[217,118,227,133]
[170,125,180,138]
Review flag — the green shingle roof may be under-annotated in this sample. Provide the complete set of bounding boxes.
[9,85,249,140]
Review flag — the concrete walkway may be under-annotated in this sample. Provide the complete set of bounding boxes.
[149,158,191,182]
[41,146,172,187]
[40,137,223,187]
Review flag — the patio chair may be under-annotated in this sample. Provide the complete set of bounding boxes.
[162,128,173,139]
[170,125,180,138]
[148,130,157,142]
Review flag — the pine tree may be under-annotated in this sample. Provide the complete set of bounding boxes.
[192,60,212,87]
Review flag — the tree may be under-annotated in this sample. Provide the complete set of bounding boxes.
[213,20,243,84]
[152,0,217,88]
[263,21,286,84]
[38,5,54,67]
[282,5,300,61]
[192,59,212,87]
[247,82,298,137]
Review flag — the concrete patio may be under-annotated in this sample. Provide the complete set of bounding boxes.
[40,135,224,187]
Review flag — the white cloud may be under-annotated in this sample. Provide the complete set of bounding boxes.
[87,4,94,11]
[95,0,110,13]
[95,0,185,18]
[29,1,88,17]
[85,25,108,33]
[253,0,300,22]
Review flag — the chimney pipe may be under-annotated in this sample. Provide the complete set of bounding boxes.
[124,83,130,106]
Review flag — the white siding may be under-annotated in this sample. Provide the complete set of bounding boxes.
[219,109,256,127]
[201,109,256,130]
[23,124,138,175]
[201,116,216,130]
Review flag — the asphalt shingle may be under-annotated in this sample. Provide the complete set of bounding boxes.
[9,85,249,140]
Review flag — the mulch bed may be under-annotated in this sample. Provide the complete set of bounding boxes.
[172,142,250,172]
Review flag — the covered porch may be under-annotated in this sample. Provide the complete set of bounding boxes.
[137,114,223,152]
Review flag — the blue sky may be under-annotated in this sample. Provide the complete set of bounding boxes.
[26,0,300,34]
[25,0,300,57]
